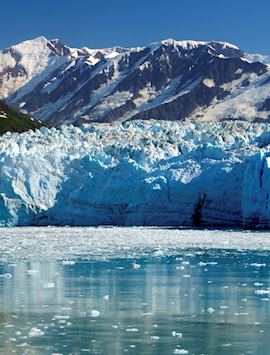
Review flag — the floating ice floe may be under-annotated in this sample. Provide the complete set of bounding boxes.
[255,290,270,295]
[171,331,183,338]
[90,310,100,317]
[0,273,12,278]
[207,307,215,314]
[28,327,44,338]
[173,349,189,354]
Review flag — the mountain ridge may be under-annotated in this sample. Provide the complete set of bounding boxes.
[1,36,270,126]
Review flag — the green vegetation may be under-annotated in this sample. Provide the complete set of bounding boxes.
[0,101,51,135]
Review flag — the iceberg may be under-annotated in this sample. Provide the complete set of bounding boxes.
[0,120,270,228]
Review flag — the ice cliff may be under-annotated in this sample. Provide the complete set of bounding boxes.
[0,120,270,228]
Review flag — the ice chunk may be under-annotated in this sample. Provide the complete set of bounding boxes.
[90,310,100,317]
[207,307,215,314]
[28,327,44,337]
[255,290,270,295]
[173,349,189,354]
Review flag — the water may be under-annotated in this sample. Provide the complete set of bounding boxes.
[1,228,270,354]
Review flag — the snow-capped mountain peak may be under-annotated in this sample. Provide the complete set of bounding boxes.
[148,38,242,57]
[1,36,270,126]
[2,36,68,60]
[158,38,207,49]
[0,36,73,99]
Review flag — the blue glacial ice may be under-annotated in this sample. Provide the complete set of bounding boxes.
[0,120,270,227]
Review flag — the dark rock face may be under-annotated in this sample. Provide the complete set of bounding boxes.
[131,57,267,122]
[1,38,270,125]
[259,97,270,112]
[207,41,244,58]
[47,39,72,56]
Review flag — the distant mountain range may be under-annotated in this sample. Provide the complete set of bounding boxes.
[1,36,270,126]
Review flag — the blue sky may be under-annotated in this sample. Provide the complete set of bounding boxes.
[1,0,270,53]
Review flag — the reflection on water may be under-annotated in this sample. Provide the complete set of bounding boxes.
[1,250,270,354]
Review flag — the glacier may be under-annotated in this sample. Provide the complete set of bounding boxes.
[0,120,270,228]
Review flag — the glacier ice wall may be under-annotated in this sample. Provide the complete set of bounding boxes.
[0,120,270,228]
[242,151,270,228]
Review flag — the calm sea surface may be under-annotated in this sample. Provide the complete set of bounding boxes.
[1,227,270,355]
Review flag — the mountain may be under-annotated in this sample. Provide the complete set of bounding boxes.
[0,36,129,108]
[1,37,270,125]
[0,120,270,228]
[0,100,50,134]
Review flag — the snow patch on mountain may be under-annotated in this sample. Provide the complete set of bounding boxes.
[245,53,270,65]
[90,91,133,121]
[195,69,270,122]
[151,39,240,52]
[203,78,215,88]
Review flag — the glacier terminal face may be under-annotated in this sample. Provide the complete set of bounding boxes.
[0,120,270,228]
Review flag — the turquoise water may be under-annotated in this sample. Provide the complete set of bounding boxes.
[1,248,270,355]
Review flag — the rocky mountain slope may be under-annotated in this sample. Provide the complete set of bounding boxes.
[1,37,270,125]
[0,120,269,227]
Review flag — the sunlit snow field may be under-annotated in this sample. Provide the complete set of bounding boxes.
[1,227,270,354]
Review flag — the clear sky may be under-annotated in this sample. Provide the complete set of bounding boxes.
[1,0,269,54]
